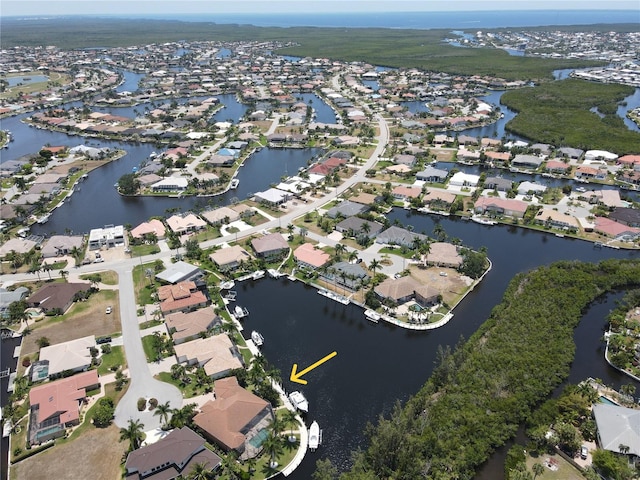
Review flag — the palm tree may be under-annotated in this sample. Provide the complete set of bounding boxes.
[70,246,83,266]
[170,363,186,381]
[347,250,359,264]
[334,243,346,261]
[188,461,215,480]
[532,463,545,480]
[42,264,52,280]
[369,259,381,278]
[219,451,240,479]
[153,401,172,429]
[360,221,371,236]
[262,430,284,470]
[59,269,68,281]
[280,409,299,443]
[119,419,145,452]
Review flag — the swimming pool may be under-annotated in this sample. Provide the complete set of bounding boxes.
[248,428,269,448]
[599,395,619,406]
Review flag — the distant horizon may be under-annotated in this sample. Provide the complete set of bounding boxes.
[2,0,639,18]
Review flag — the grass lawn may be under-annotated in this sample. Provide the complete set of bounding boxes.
[133,262,160,305]
[97,345,126,375]
[155,371,212,398]
[81,270,118,285]
[525,453,584,480]
[20,290,121,357]
[130,244,161,257]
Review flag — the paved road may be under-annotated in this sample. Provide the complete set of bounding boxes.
[112,265,182,429]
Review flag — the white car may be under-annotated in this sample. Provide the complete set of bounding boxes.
[105,306,112,314]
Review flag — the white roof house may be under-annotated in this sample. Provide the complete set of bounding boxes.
[88,225,125,250]
[592,403,640,457]
[585,150,619,161]
[448,171,480,187]
[39,335,96,377]
[151,177,189,191]
[253,188,291,205]
[517,181,547,195]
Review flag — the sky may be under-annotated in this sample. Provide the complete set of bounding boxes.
[2,0,639,17]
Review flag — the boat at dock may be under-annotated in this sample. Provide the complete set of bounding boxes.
[223,290,237,301]
[470,216,497,226]
[229,178,239,189]
[36,214,50,224]
[234,305,249,318]
[308,421,322,451]
[289,391,309,413]
[220,280,235,290]
[252,270,266,280]
[364,309,381,323]
[251,330,264,347]
[267,268,282,278]
[317,288,350,305]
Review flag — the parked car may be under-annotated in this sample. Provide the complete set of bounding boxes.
[580,446,588,459]
[94,257,104,263]
[96,336,111,344]
[105,306,112,314]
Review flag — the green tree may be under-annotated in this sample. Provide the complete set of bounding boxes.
[93,397,115,428]
[153,401,172,429]
[119,419,145,452]
[313,458,338,480]
[188,461,215,480]
[117,173,140,195]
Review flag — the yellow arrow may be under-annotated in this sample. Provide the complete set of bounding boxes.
[289,351,338,385]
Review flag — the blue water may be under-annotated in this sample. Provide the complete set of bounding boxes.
[599,395,620,405]
[118,10,639,29]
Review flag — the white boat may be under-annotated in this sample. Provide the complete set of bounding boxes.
[251,330,264,346]
[230,178,239,189]
[308,421,322,451]
[234,305,249,318]
[267,268,281,278]
[317,289,350,305]
[471,216,497,226]
[252,270,265,280]
[364,309,381,323]
[224,290,237,301]
[220,280,235,290]
[289,391,309,413]
[575,186,587,193]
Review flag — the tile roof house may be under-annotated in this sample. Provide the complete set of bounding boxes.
[594,217,640,240]
[193,376,274,459]
[26,282,91,314]
[335,217,384,238]
[174,334,243,378]
[474,197,529,218]
[535,208,580,230]
[125,427,222,480]
[392,185,421,200]
[609,207,640,228]
[39,335,96,378]
[416,166,448,183]
[424,242,463,268]
[484,177,513,192]
[374,276,439,306]
[325,200,369,219]
[28,370,100,444]
[322,262,369,291]
[40,235,84,258]
[251,233,289,260]
[293,243,331,270]
[209,245,253,272]
[592,403,640,459]
[130,219,166,240]
[166,213,207,234]
[375,226,429,248]
[166,307,222,344]
[200,206,241,225]
[158,281,209,315]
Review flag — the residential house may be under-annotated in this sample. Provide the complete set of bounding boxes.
[594,217,640,241]
[448,171,479,188]
[253,188,291,206]
[322,262,369,291]
[484,177,513,192]
[38,335,97,378]
[124,427,222,480]
[416,166,448,183]
[348,192,381,206]
[424,242,463,268]
[474,197,528,219]
[88,224,125,250]
[209,245,253,272]
[592,403,640,462]
[41,235,84,258]
[0,286,29,319]
[575,165,607,181]
[375,275,440,306]
[557,147,584,160]
[512,154,544,169]
[517,181,547,196]
[200,206,241,226]
[609,208,640,228]
[130,219,166,240]
[28,370,100,444]
[0,238,39,258]
[422,190,457,211]
[392,185,421,201]
[251,233,289,260]
[393,154,417,167]
[155,261,204,284]
[173,334,243,378]
[335,217,384,238]
[27,282,91,314]
[545,160,571,174]
[585,150,618,162]
[166,213,207,234]
[293,243,331,270]
[325,200,369,219]
[194,376,274,459]
[484,151,511,165]
[375,226,429,248]
[166,308,222,344]
[158,281,209,315]
[535,208,580,231]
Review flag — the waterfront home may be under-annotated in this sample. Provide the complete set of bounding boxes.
[544,160,572,174]
[530,143,553,156]
[165,308,222,345]
[209,245,253,272]
[416,166,448,183]
[609,207,640,228]
[575,165,608,181]
[293,243,331,270]
[155,261,204,284]
[448,171,480,188]
[457,148,481,162]
[88,224,125,250]
[40,235,84,258]
[535,208,580,231]
[207,154,236,167]
[28,370,100,445]
[200,206,241,226]
[0,238,39,258]
[166,213,207,234]
[27,282,91,314]
[158,281,209,315]
[512,154,544,169]
[193,376,274,459]
[592,403,640,462]
[484,176,513,192]
[349,192,382,206]
[323,262,369,291]
[585,150,618,162]
[578,189,624,209]
[618,170,640,186]
[557,147,584,160]
[124,427,222,480]
[484,151,511,165]
[335,217,384,238]
[594,217,640,241]
[253,188,291,206]
[617,154,640,169]
[374,276,440,307]
[421,190,457,211]
[151,177,189,193]
[392,185,421,201]
[375,226,429,248]
[38,335,96,378]
[130,219,166,240]
[424,242,463,268]
[516,181,547,196]
[173,334,243,378]
[251,233,289,261]
[474,197,528,219]
[325,200,369,219]
[393,154,417,167]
